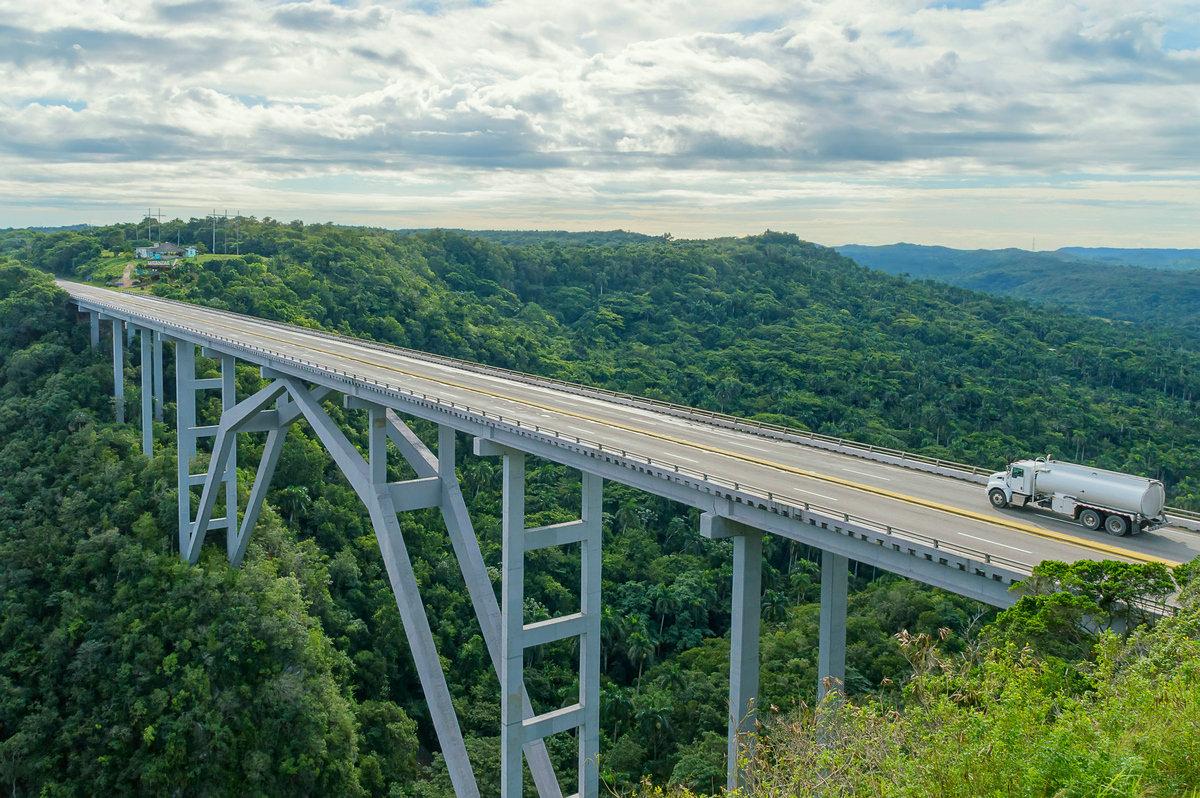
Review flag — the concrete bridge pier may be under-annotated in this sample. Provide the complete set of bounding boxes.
[88,311,99,348]
[152,330,164,421]
[702,512,852,791]
[139,328,152,456]
[475,437,604,798]
[818,550,849,702]
[700,513,763,791]
[109,317,124,423]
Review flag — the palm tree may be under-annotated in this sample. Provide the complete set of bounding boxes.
[275,484,310,525]
[626,629,655,689]
[762,589,789,623]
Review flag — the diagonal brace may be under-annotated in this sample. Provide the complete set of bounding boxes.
[283,380,481,798]
[185,380,288,563]
[384,411,563,798]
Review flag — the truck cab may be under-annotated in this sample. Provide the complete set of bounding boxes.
[987,461,1034,508]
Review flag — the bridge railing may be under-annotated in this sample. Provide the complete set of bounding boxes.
[77,294,1038,580]
[78,286,1199,527]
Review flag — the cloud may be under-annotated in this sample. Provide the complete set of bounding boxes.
[0,0,1196,244]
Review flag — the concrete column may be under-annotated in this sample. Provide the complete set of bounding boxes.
[368,404,387,485]
[579,472,603,798]
[125,322,134,345]
[139,329,152,456]
[500,450,526,798]
[728,529,763,790]
[111,319,124,423]
[175,341,196,556]
[152,330,164,421]
[89,312,99,348]
[818,550,849,702]
[221,354,239,549]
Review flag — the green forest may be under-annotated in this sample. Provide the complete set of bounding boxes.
[838,243,1200,342]
[1,219,1199,796]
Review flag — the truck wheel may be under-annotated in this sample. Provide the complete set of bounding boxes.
[1079,508,1102,530]
[988,489,1008,509]
[1104,514,1130,537]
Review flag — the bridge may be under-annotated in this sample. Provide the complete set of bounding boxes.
[63,280,1200,797]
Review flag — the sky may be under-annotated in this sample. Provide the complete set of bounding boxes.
[0,0,1197,247]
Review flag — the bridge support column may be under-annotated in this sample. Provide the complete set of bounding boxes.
[476,437,603,798]
[152,330,164,421]
[175,341,197,555]
[379,415,563,797]
[818,550,848,702]
[701,513,762,792]
[88,311,99,348]
[139,329,152,456]
[220,355,238,547]
[111,319,124,423]
[284,384,480,798]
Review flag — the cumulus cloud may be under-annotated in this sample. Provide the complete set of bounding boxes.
[0,0,1196,244]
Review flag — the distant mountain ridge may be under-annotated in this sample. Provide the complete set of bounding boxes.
[1056,247,1200,271]
[836,243,1200,343]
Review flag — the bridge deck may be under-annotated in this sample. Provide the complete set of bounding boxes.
[62,281,1200,572]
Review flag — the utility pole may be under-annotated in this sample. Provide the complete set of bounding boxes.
[211,209,216,255]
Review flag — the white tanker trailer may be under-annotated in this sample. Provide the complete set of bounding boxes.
[986,456,1166,537]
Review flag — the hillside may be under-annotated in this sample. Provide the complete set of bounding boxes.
[1058,246,1200,271]
[2,221,1200,795]
[838,243,1200,341]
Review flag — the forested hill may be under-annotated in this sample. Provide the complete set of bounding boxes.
[2,221,1200,795]
[837,243,1200,341]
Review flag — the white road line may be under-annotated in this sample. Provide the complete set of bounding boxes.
[955,532,1032,554]
[840,466,891,481]
[792,487,840,502]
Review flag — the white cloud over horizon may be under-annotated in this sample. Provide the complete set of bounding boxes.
[0,0,1197,247]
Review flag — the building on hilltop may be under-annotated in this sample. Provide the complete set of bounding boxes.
[135,243,195,260]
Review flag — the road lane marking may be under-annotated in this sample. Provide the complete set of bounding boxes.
[841,467,891,481]
[71,285,1181,567]
[955,532,1032,554]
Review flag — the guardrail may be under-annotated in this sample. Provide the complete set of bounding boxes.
[76,294,1039,582]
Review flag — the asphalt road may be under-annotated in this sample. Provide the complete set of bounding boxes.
[64,281,1200,571]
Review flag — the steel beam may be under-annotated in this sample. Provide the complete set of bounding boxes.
[818,550,849,702]
[111,319,124,423]
[139,328,152,456]
[283,382,480,798]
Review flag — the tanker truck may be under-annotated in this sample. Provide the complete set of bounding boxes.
[986,457,1166,536]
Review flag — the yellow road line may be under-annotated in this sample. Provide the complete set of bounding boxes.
[90,289,1180,566]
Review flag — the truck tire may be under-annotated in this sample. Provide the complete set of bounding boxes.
[988,489,1008,509]
[1079,508,1102,530]
[1104,514,1130,537]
